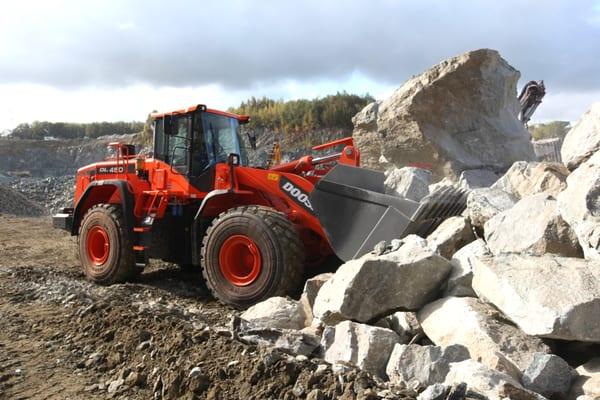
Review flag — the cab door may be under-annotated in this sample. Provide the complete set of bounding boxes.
[188,112,215,193]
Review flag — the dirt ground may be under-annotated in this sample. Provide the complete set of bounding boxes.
[0,215,413,400]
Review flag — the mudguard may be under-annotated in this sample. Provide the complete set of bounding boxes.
[69,180,135,235]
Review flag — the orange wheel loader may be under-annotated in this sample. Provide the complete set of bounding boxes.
[53,104,467,308]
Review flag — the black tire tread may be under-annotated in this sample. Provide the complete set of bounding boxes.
[201,205,304,306]
[78,203,139,284]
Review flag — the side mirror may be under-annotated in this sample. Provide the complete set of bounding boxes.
[227,153,240,166]
[246,130,257,150]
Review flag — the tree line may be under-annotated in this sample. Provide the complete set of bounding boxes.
[9,121,144,140]
[229,92,374,134]
[10,92,373,141]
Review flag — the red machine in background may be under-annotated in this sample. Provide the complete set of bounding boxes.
[54,104,467,307]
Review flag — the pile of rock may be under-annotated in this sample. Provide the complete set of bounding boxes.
[0,184,47,217]
[235,110,600,399]
[6,176,74,214]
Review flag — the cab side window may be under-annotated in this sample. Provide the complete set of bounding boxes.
[154,119,166,160]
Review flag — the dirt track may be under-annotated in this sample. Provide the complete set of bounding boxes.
[0,216,411,400]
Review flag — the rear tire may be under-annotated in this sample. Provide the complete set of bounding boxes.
[78,204,139,284]
[201,206,305,308]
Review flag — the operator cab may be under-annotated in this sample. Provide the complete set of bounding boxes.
[152,105,251,191]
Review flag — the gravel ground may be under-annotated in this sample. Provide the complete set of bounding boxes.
[0,216,417,400]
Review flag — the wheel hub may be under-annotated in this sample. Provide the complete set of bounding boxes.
[87,225,110,266]
[219,235,262,286]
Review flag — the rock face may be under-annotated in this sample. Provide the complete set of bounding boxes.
[458,169,499,189]
[570,357,600,399]
[240,297,307,330]
[418,296,550,370]
[321,321,399,378]
[464,188,517,230]
[0,135,127,177]
[443,360,537,400]
[301,273,332,310]
[491,161,569,199]
[416,384,449,400]
[384,167,431,201]
[522,353,573,397]
[377,312,422,344]
[444,239,490,297]
[386,344,470,388]
[313,237,451,325]
[426,216,475,259]
[484,193,582,257]
[557,151,600,260]
[561,102,600,170]
[472,254,600,342]
[352,49,535,179]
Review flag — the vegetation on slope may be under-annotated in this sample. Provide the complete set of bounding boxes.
[229,92,374,134]
[9,121,144,140]
[529,121,570,141]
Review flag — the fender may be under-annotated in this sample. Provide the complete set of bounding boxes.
[71,179,135,235]
[190,188,256,265]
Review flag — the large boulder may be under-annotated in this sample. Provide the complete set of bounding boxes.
[484,193,582,257]
[313,236,451,325]
[463,187,517,230]
[384,167,431,201]
[426,216,475,259]
[418,296,550,371]
[569,357,600,399]
[241,297,308,330]
[472,254,600,342]
[557,151,600,260]
[561,102,600,170]
[522,353,573,397]
[443,360,542,400]
[386,344,470,388]
[352,49,535,179]
[321,321,399,378]
[491,161,569,199]
[444,239,490,297]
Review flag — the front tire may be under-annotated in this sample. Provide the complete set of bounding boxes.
[78,204,138,284]
[201,206,305,308]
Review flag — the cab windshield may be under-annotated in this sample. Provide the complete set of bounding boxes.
[202,113,248,166]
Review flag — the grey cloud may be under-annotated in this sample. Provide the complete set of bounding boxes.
[0,0,599,92]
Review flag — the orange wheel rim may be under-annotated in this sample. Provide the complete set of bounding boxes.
[219,235,262,286]
[87,226,110,265]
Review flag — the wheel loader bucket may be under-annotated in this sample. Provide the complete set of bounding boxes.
[310,164,469,261]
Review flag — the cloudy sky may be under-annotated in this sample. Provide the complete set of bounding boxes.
[0,0,599,131]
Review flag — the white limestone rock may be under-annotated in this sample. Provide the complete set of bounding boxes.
[472,254,600,342]
[418,296,550,371]
[313,236,451,325]
[321,320,399,378]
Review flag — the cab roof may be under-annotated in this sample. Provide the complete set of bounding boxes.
[150,104,250,123]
